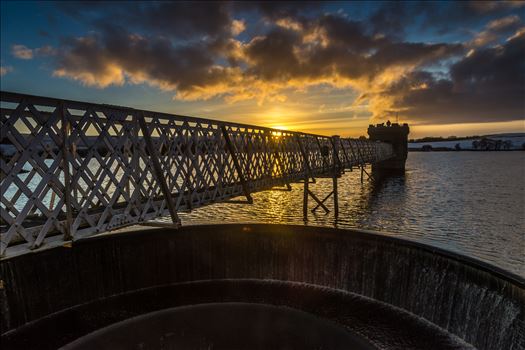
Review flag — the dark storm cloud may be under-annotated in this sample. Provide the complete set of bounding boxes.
[58,1,233,40]
[382,30,525,123]
[368,1,525,38]
[124,2,232,40]
[318,15,376,52]
[469,1,525,14]
[50,2,243,95]
[234,2,321,20]
[370,42,463,67]
[369,2,409,39]
[243,14,462,82]
[53,26,232,93]
[244,28,302,80]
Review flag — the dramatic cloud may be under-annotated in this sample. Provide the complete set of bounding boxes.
[58,1,234,41]
[469,15,522,47]
[373,29,525,123]
[368,1,525,38]
[51,7,462,101]
[10,1,525,125]
[235,2,322,21]
[52,28,237,93]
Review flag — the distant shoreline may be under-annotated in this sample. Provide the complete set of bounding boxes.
[409,149,524,152]
[408,133,525,152]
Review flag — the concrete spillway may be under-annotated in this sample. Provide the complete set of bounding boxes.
[1,224,523,349]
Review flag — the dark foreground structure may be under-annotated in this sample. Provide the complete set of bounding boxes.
[1,224,523,349]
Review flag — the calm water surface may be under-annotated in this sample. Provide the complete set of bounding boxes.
[173,152,525,277]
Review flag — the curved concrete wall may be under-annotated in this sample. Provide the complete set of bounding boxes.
[1,224,523,349]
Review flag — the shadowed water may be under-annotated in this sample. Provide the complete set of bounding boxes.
[172,152,525,277]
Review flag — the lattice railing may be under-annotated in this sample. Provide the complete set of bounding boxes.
[0,91,394,256]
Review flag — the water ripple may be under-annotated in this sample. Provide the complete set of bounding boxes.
[170,152,525,278]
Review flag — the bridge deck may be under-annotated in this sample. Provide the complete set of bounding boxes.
[0,91,393,256]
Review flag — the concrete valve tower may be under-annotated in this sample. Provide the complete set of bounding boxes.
[368,121,410,174]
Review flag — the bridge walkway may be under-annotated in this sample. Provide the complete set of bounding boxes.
[0,91,393,256]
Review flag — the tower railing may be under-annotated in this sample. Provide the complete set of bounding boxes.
[0,91,394,256]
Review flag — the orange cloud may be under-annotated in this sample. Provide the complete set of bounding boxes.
[21,3,523,129]
[470,15,522,47]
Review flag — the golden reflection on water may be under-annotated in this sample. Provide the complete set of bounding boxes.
[174,152,525,278]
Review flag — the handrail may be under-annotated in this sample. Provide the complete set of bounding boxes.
[0,91,394,256]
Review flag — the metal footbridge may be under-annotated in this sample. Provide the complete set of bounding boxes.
[0,91,394,256]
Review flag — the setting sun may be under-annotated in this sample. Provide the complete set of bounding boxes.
[271,125,289,131]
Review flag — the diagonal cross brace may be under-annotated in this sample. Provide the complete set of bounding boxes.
[311,190,332,213]
[294,134,315,182]
[138,114,181,226]
[221,125,253,204]
[59,102,74,241]
[273,142,292,190]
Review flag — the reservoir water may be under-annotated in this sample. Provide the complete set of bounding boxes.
[172,152,525,278]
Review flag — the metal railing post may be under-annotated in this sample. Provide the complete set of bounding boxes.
[221,125,253,204]
[138,113,181,226]
[60,102,73,241]
[331,136,340,218]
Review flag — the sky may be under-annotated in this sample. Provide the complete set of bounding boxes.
[1,1,524,138]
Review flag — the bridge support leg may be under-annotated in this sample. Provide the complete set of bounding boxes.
[310,190,330,213]
[298,134,342,220]
[359,165,374,183]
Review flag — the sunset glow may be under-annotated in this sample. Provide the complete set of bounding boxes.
[1,2,524,137]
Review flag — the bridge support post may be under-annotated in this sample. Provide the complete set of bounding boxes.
[298,135,342,220]
[368,122,410,175]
